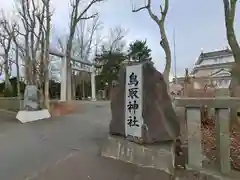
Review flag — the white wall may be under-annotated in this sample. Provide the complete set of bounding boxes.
[193,68,222,77]
[198,55,234,66]
[212,79,231,88]
[193,82,202,89]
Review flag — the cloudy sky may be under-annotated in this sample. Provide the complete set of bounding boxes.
[1,0,240,78]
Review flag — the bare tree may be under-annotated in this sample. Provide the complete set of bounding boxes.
[106,26,127,52]
[51,35,66,82]
[73,15,102,99]
[65,0,104,100]
[223,0,240,125]
[14,46,21,97]
[54,16,102,99]
[223,0,240,86]
[15,0,46,85]
[0,56,4,76]
[42,0,51,108]
[13,0,53,108]
[0,11,25,97]
[74,15,102,59]
[132,0,171,87]
[95,26,127,59]
[0,11,17,93]
[94,26,127,99]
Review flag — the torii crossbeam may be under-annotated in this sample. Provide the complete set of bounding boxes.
[0,48,97,101]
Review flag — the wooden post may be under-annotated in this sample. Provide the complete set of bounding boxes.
[186,107,203,168]
[215,108,231,174]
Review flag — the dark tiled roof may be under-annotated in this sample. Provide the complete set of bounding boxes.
[195,49,232,65]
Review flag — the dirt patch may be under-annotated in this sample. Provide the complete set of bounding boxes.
[49,101,79,117]
[201,119,240,171]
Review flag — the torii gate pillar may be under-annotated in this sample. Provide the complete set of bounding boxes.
[60,57,96,101]
[91,66,96,101]
[60,56,67,101]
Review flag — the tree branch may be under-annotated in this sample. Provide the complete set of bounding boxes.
[132,5,149,12]
[132,0,171,85]
[75,0,103,22]
[223,0,240,59]
[132,0,160,23]
[79,13,98,20]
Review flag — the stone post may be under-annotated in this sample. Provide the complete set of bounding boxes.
[91,66,96,101]
[60,56,67,101]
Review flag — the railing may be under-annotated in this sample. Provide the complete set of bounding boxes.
[174,97,240,175]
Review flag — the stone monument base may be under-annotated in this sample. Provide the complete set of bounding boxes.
[16,109,51,123]
[101,135,175,174]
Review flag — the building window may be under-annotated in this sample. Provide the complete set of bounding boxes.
[214,57,223,63]
[224,79,228,85]
[213,80,217,86]
[219,79,223,86]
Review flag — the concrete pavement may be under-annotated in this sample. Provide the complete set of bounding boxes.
[0,101,235,180]
[28,150,170,180]
[0,101,170,180]
[0,101,165,180]
[0,101,110,180]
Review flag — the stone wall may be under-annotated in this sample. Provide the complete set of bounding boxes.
[214,88,230,96]
[49,100,77,116]
[0,97,23,112]
[0,98,69,113]
[0,97,81,115]
[185,88,230,97]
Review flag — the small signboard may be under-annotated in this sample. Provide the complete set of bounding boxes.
[125,64,143,137]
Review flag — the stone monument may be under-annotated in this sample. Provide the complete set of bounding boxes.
[101,60,182,174]
[23,85,41,111]
[110,60,180,143]
[16,85,51,123]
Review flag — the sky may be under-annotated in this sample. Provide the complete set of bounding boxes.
[1,0,240,79]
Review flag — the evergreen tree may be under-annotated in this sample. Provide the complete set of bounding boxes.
[128,40,152,62]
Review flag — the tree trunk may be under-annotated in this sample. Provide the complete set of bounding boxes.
[82,80,85,99]
[66,39,73,101]
[44,0,51,109]
[15,47,21,97]
[159,20,171,90]
[44,57,50,109]
[4,53,12,93]
[66,61,72,100]
[72,73,76,100]
[71,61,76,100]
[26,56,33,85]
[223,0,240,126]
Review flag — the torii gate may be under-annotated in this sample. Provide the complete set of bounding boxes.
[49,49,96,101]
[0,49,96,101]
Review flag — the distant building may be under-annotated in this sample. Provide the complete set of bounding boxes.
[174,49,234,89]
[191,49,233,89]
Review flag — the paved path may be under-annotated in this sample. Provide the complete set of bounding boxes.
[29,151,170,180]
[0,101,110,180]
[0,101,170,180]
[2,101,235,180]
